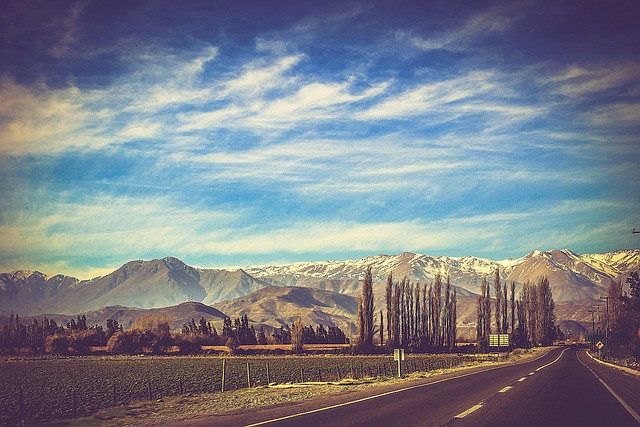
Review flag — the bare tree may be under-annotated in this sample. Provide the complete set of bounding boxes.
[385,272,393,345]
[538,276,555,346]
[357,266,376,348]
[494,268,502,335]
[433,274,442,347]
[502,281,508,334]
[392,277,401,347]
[510,280,516,334]
[291,314,304,353]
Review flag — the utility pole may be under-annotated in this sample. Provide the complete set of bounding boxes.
[587,308,597,352]
[600,296,610,359]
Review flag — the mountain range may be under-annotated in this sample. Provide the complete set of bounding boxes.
[1,249,639,334]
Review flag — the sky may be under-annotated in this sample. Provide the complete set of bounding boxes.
[1,0,639,278]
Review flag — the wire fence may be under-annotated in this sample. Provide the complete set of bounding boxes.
[0,353,501,425]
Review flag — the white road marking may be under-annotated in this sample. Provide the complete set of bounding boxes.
[245,348,563,426]
[498,386,512,393]
[534,348,569,372]
[577,352,640,424]
[528,372,535,375]
[518,377,527,382]
[454,403,484,418]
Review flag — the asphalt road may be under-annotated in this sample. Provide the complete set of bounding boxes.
[176,347,640,427]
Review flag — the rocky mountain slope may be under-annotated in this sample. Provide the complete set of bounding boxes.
[0,257,270,315]
[247,249,640,302]
[1,249,638,320]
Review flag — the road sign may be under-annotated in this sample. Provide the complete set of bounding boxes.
[489,334,510,347]
[394,348,405,361]
[596,341,604,349]
[393,349,405,378]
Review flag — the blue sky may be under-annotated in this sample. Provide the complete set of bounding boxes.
[1,0,639,278]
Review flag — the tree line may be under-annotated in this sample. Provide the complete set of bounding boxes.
[357,266,458,353]
[0,312,347,355]
[476,270,557,350]
[1,313,122,355]
[605,271,640,360]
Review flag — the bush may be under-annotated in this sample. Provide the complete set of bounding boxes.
[70,329,104,355]
[106,330,141,355]
[174,334,202,355]
[225,337,238,354]
[46,334,71,355]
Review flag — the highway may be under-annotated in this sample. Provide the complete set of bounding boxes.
[175,347,640,427]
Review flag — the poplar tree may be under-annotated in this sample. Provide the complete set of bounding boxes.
[385,272,393,345]
[510,281,516,334]
[494,268,502,335]
[357,266,376,348]
[433,274,442,347]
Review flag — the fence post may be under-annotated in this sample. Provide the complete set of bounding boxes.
[300,366,305,383]
[221,359,226,392]
[112,383,117,407]
[18,387,24,424]
[247,362,251,388]
[72,389,77,418]
[266,361,270,385]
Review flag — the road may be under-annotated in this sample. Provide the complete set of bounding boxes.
[175,347,640,427]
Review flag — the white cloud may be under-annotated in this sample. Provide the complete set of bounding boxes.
[409,6,513,51]
[193,220,482,255]
[223,54,303,97]
[546,63,640,98]
[0,195,238,268]
[356,71,495,120]
[0,77,116,155]
[587,102,640,127]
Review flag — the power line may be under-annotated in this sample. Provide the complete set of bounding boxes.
[627,228,640,250]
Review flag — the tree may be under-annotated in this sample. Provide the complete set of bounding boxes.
[433,274,442,347]
[385,272,393,346]
[106,330,142,355]
[514,277,556,348]
[392,278,401,348]
[510,281,516,334]
[538,276,556,346]
[357,266,376,348]
[379,309,384,346]
[494,268,502,335]
[291,315,304,353]
[476,277,490,351]
[502,281,509,334]
[451,289,457,352]
[610,272,640,360]
[257,326,268,345]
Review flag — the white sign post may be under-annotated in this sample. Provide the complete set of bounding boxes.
[394,348,405,377]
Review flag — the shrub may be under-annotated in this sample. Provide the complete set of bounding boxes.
[174,334,202,355]
[46,334,71,355]
[106,330,141,355]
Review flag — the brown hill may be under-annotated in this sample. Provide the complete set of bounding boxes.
[5,301,227,333]
[212,286,359,332]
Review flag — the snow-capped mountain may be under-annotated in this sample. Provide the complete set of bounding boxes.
[1,249,638,317]
[245,249,640,302]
